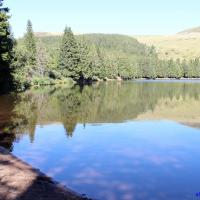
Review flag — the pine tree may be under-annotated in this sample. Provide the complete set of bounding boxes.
[24,20,36,66]
[58,26,80,80]
[12,20,37,90]
[36,39,48,77]
[175,59,183,78]
[192,58,200,78]
[77,36,93,82]
[0,0,14,91]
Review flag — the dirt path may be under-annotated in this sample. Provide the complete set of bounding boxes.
[0,146,90,200]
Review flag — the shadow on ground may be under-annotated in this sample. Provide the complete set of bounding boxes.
[0,146,91,200]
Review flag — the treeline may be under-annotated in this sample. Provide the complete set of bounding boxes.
[1,0,200,93]
[12,24,200,90]
[14,22,159,90]
[38,34,200,79]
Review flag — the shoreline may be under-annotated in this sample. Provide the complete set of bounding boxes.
[137,77,200,80]
[1,77,200,95]
[0,146,91,200]
[99,77,200,81]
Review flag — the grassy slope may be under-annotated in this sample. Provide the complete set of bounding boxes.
[135,33,200,60]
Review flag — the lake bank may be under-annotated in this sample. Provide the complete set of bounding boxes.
[0,146,90,200]
[2,77,200,95]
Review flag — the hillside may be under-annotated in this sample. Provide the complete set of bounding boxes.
[37,33,148,55]
[35,31,200,61]
[34,32,63,37]
[178,26,200,34]
[135,26,200,60]
[135,34,200,60]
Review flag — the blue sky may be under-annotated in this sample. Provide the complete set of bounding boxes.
[6,0,200,37]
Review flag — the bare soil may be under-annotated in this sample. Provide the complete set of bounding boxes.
[0,146,90,200]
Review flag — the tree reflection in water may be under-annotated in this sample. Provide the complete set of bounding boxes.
[1,81,200,150]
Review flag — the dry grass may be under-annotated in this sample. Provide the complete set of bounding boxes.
[135,33,200,60]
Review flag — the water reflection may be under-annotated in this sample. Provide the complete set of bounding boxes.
[1,81,200,140]
[1,81,200,199]
[8,122,200,200]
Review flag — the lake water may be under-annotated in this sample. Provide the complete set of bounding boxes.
[1,81,200,200]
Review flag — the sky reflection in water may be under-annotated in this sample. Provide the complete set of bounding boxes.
[12,121,200,200]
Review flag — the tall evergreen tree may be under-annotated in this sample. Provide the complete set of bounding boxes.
[36,39,48,77]
[0,0,14,92]
[77,36,93,81]
[24,20,36,66]
[12,20,37,90]
[58,26,80,80]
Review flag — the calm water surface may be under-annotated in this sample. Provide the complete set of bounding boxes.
[1,81,200,200]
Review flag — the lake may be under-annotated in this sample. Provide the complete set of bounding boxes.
[1,80,200,200]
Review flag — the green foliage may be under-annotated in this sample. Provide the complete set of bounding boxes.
[58,27,97,82]
[76,36,93,81]
[9,22,200,92]
[32,32,200,82]
[12,20,38,90]
[36,39,48,77]
[24,20,36,66]
[77,34,158,80]
[11,46,31,90]
[190,59,200,78]
[58,26,80,80]
[0,0,14,92]
[11,22,77,90]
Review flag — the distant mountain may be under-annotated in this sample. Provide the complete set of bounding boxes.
[34,32,82,37]
[34,32,63,37]
[178,26,200,34]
